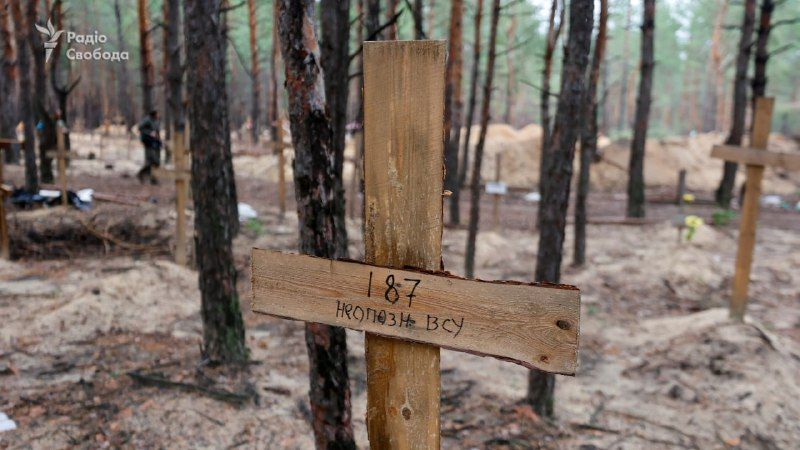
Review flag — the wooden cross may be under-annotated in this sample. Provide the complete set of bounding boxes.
[710,97,800,321]
[153,128,191,266]
[486,153,507,229]
[250,41,580,449]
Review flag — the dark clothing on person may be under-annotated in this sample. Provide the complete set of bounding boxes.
[137,115,161,184]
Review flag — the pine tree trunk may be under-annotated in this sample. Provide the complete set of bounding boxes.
[385,0,398,40]
[574,0,607,267]
[114,0,135,132]
[28,0,54,184]
[247,0,260,143]
[444,0,464,225]
[183,0,247,365]
[528,0,593,417]
[277,1,356,448]
[365,0,381,40]
[625,0,655,219]
[138,0,155,115]
[715,0,756,207]
[538,0,563,197]
[0,0,17,163]
[10,0,37,192]
[458,0,483,216]
[320,0,350,257]
[464,0,501,279]
[617,0,631,131]
[751,0,773,110]
[702,0,728,132]
[504,12,517,125]
[413,0,425,39]
[164,0,183,133]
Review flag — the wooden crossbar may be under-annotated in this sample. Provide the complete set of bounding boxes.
[711,145,800,171]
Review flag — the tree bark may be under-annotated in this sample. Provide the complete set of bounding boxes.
[247,0,260,143]
[617,0,631,131]
[751,0,773,112]
[277,1,356,448]
[28,0,54,184]
[365,0,381,40]
[114,0,135,132]
[625,0,655,219]
[538,0,564,199]
[0,0,17,163]
[529,0,593,417]
[164,0,184,134]
[464,0,501,279]
[715,0,756,207]
[444,0,464,225]
[574,0,608,267]
[183,0,247,365]
[320,0,350,258]
[385,0,398,39]
[702,0,728,132]
[10,0,37,192]
[504,11,517,125]
[412,0,425,39]
[138,0,155,115]
[458,0,483,220]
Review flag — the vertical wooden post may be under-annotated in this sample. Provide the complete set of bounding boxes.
[0,186,8,260]
[363,41,446,449]
[730,97,773,321]
[276,137,286,219]
[676,169,686,207]
[57,124,68,206]
[492,153,502,229]
[174,129,188,266]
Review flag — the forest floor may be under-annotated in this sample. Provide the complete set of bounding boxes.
[1,131,799,449]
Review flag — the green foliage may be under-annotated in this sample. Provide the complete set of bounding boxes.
[711,209,736,227]
[244,218,265,236]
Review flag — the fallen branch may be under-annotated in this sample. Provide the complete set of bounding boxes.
[127,371,253,405]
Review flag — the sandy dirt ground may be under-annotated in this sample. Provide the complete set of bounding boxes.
[1,129,799,449]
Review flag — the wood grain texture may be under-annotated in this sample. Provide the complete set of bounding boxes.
[251,250,580,372]
[56,127,67,206]
[730,97,773,321]
[711,145,800,171]
[173,130,188,266]
[363,40,446,450]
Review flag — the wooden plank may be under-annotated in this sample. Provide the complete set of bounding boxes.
[362,40,446,450]
[152,167,191,181]
[730,97,774,321]
[173,130,188,266]
[56,126,67,206]
[251,250,580,373]
[711,145,800,171]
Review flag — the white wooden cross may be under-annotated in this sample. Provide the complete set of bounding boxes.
[250,41,580,449]
[710,97,800,321]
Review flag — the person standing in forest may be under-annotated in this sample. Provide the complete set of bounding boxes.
[136,109,162,184]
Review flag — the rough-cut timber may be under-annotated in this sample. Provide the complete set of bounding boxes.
[711,145,800,171]
[465,0,501,279]
[183,0,246,364]
[716,0,756,207]
[530,0,593,418]
[277,1,355,448]
[728,97,773,321]
[574,0,608,266]
[626,0,655,218]
[251,250,580,374]
[363,40,445,450]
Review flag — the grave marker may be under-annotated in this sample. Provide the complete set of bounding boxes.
[710,97,800,321]
[251,41,581,449]
[154,130,190,266]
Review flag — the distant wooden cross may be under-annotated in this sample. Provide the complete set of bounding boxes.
[710,97,800,321]
[153,128,191,266]
[486,152,507,229]
[250,41,581,449]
